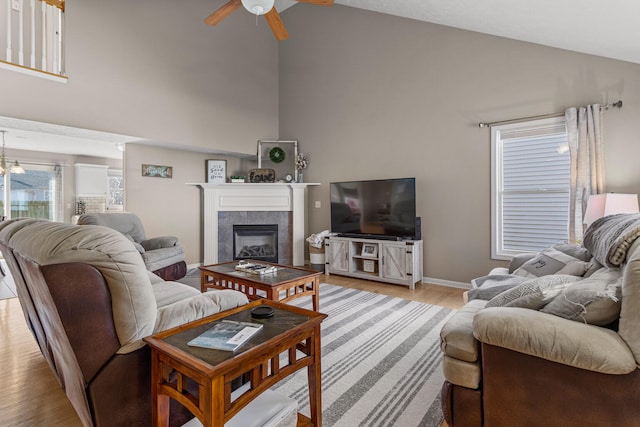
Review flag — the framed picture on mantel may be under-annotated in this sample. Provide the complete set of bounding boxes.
[206,159,226,183]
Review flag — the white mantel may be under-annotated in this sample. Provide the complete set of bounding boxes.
[189,183,320,266]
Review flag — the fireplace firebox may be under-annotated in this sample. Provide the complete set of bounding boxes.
[233,224,279,263]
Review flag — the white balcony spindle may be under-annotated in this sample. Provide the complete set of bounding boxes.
[18,0,24,65]
[30,0,35,68]
[51,5,60,74]
[6,0,12,62]
[56,6,62,74]
[41,0,46,71]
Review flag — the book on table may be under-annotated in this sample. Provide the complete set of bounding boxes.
[187,320,263,351]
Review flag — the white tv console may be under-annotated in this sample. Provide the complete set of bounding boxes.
[324,235,423,289]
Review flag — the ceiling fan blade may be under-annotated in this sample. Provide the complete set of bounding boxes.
[265,9,289,41]
[295,0,334,5]
[204,0,242,26]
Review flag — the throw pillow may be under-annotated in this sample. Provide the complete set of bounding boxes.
[513,246,590,278]
[551,243,592,262]
[541,268,622,326]
[486,274,580,310]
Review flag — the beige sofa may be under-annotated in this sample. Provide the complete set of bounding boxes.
[439,213,640,426]
[0,218,249,427]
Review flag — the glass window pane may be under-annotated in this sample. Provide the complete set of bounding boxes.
[10,168,56,220]
[108,170,124,210]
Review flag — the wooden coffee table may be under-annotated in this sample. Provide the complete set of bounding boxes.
[144,299,327,427]
[200,261,321,311]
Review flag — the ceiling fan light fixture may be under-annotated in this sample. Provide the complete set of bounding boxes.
[241,0,274,15]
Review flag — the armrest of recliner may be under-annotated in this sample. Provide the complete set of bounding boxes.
[141,236,179,250]
[473,307,636,374]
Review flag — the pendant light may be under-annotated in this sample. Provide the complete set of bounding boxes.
[0,130,25,176]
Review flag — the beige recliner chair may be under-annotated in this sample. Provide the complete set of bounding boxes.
[77,212,186,280]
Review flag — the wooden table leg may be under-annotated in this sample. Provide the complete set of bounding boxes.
[307,325,323,427]
[205,377,225,427]
[312,277,320,312]
[200,271,208,293]
[151,351,170,427]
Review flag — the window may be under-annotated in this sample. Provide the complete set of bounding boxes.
[107,169,123,211]
[491,117,570,260]
[1,163,62,221]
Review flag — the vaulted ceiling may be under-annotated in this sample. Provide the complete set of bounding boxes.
[278,0,640,64]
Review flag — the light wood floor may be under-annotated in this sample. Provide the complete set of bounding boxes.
[0,275,465,426]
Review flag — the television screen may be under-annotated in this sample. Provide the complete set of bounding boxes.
[330,177,417,239]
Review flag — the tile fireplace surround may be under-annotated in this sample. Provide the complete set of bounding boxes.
[191,183,319,266]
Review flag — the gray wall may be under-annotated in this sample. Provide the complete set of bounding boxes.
[278,5,640,284]
[124,143,256,264]
[0,0,279,154]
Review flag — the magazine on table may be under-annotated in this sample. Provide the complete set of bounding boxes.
[187,320,263,351]
[235,261,278,275]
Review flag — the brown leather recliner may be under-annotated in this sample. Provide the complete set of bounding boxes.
[0,219,248,426]
[439,213,640,426]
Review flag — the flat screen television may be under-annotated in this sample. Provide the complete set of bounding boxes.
[330,177,417,240]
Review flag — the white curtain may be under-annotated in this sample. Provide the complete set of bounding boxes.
[565,104,605,242]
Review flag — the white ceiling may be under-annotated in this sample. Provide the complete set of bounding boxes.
[280,0,640,65]
[4,0,638,159]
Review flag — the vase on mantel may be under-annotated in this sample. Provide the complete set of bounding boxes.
[297,172,304,183]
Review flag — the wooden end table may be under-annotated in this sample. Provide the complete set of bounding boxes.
[144,299,327,427]
[200,261,321,312]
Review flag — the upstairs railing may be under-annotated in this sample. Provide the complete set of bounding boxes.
[1,0,65,80]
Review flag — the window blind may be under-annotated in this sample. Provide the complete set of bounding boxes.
[493,118,570,257]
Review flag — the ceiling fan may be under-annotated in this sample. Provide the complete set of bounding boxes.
[205,0,334,41]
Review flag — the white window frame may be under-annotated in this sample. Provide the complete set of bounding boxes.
[491,116,569,260]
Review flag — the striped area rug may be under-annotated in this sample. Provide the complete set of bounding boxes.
[271,283,455,427]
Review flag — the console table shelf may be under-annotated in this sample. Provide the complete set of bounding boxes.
[325,235,423,289]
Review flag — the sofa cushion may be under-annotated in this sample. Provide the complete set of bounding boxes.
[78,212,147,243]
[512,246,590,278]
[542,268,622,326]
[442,355,481,389]
[154,290,249,332]
[153,281,201,308]
[486,274,580,310]
[440,299,487,363]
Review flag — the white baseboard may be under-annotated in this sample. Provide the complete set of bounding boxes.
[422,277,471,289]
[187,263,202,270]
